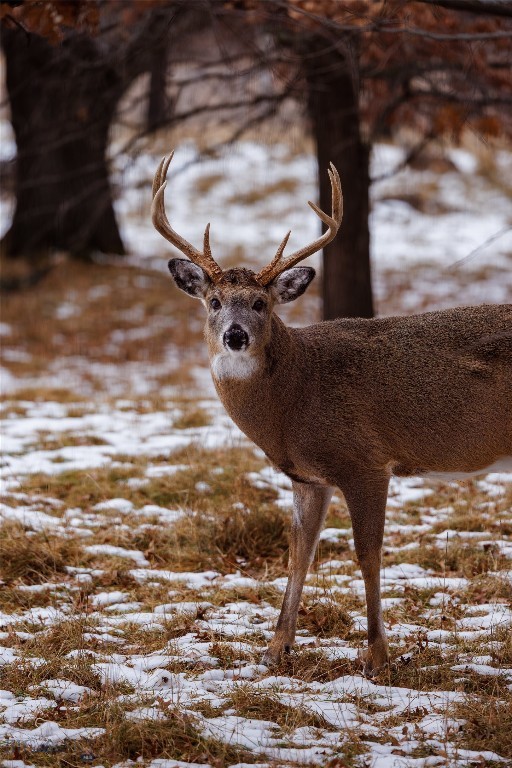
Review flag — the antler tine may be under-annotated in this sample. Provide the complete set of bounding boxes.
[151,153,223,283]
[256,163,343,286]
[152,152,172,200]
[256,230,291,282]
[203,222,213,260]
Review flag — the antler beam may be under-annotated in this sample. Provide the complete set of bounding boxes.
[151,152,223,283]
[256,163,343,286]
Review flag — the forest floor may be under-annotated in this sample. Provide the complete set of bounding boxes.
[1,138,511,768]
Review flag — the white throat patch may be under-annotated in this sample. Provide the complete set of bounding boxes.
[211,352,259,381]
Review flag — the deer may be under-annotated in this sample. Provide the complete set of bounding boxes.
[151,151,512,675]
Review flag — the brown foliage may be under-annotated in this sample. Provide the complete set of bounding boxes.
[0,0,170,44]
[1,0,511,143]
[0,1,99,43]
[231,0,512,140]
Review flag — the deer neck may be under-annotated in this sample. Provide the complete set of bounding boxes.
[210,315,302,456]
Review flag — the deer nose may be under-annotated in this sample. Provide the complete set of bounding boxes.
[223,324,249,351]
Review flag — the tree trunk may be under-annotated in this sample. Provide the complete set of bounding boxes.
[304,36,374,319]
[147,36,172,132]
[1,27,125,259]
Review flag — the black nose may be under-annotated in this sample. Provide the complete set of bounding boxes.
[223,324,249,351]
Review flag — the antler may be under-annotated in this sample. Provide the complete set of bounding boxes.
[256,163,343,286]
[151,152,223,283]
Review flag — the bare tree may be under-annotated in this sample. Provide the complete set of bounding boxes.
[0,1,194,259]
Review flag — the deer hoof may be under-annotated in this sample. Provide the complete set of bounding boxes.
[262,643,292,666]
[358,644,389,678]
[261,648,281,667]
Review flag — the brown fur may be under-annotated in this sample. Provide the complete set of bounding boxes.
[215,305,512,483]
[210,298,512,672]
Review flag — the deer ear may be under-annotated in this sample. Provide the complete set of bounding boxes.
[272,267,315,304]
[168,258,211,299]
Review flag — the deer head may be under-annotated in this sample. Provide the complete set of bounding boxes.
[152,151,343,378]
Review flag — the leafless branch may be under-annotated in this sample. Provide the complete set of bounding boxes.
[449,226,512,268]
[412,0,512,20]
[409,86,512,106]
[372,133,435,182]
[399,25,512,41]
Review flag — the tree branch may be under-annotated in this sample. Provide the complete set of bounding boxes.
[449,225,512,268]
[412,0,512,20]
[399,25,512,41]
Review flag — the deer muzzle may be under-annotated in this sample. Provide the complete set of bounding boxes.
[223,324,249,351]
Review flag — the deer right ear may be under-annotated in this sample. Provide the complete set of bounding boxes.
[168,258,211,299]
[272,267,316,304]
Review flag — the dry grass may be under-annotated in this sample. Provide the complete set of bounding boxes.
[375,641,509,697]
[27,432,109,451]
[25,445,292,575]
[120,612,203,651]
[213,507,287,570]
[455,697,512,757]
[0,653,103,696]
[23,618,98,656]
[0,702,251,767]
[431,497,511,536]
[0,584,59,613]
[0,257,205,388]
[208,584,284,614]
[90,565,139,592]
[378,645,461,692]
[457,574,512,606]
[162,503,289,573]
[209,641,253,667]
[63,445,291,574]
[275,648,357,683]
[298,597,353,639]
[3,386,86,404]
[323,497,351,529]
[139,443,274,507]
[194,172,225,195]
[227,177,298,205]
[85,708,250,767]
[2,459,510,766]
[17,445,274,524]
[173,405,211,429]
[491,627,512,666]
[226,684,332,732]
[117,580,172,609]
[387,539,509,578]
[16,465,144,511]
[324,737,370,768]
[0,522,86,584]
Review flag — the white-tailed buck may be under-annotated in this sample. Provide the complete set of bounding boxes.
[152,152,512,673]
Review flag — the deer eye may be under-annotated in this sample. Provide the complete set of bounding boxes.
[252,299,266,312]
[210,298,221,310]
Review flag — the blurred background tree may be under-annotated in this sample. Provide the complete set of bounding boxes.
[1,0,511,317]
[0,1,198,258]
[252,0,512,318]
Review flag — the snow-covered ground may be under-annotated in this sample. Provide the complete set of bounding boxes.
[1,137,511,767]
[1,392,511,767]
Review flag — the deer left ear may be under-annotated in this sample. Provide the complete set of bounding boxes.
[272,267,315,304]
[168,258,211,299]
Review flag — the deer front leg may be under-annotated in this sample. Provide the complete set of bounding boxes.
[263,481,333,666]
[340,473,390,676]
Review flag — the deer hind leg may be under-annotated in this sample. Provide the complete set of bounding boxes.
[263,481,333,666]
[340,473,390,676]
